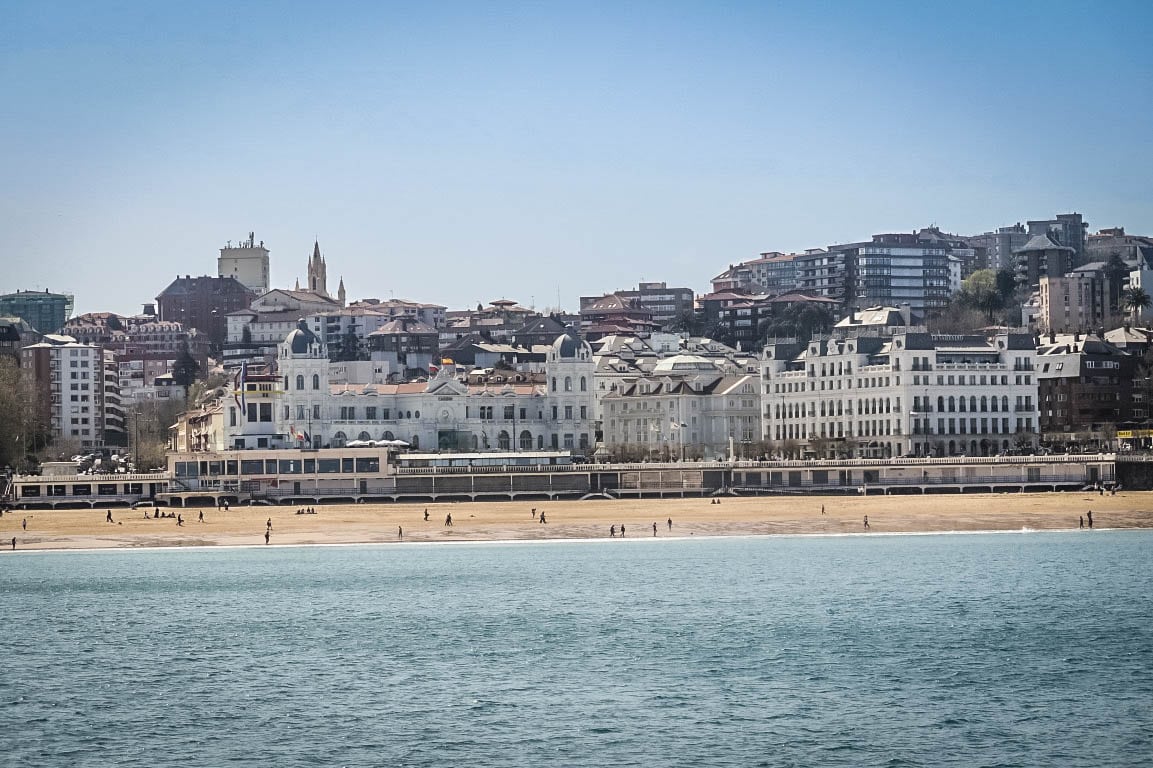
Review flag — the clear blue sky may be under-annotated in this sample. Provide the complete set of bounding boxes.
[3,0,1150,316]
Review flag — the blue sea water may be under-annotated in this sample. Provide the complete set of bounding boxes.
[1,531,1151,767]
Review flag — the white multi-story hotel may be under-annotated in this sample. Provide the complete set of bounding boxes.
[761,308,1040,458]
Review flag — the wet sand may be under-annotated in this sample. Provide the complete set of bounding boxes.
[2,491,1151,551]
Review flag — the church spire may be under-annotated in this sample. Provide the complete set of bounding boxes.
[307,240,328,297]
[337,276,346,306]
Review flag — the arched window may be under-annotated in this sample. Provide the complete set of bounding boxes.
[969,396,977,413]
[283,376,289,390]
[580,376,587,391]
[537,434,545,450]
[519,430,533,450]
[358,431,371,441]
[1001,395,1009,412]
[959,397,966,412]
[981,396,988,412]
[551,377,557,392]
[471,434,479,450]
[938,396,945,412]
[411,435,419,449]
[414,411,420,419]
[406,411,412,419]
[296,375,305,390]
[498,430,511,450]
[312,374,320,390]
[991,397,999,412]
[383,431,395,441]
[564,376,572,392]
[948,396,956,412]
[333,431,347,447]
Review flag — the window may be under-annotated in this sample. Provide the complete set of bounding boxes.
[564,405,573,420]
[312,374,320,390]
[296,375,305,390]
[504,406,515,420]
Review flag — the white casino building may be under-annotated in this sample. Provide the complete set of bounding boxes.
[210,322,598,456]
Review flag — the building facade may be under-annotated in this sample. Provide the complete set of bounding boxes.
[156,275,256,351]
[581,283,694,331]
[761,312,1039,458]
[195,325,598,456]
[217,232,270,295]
[0,290,74,334]
[21,338,123,448]
[1036,332,1138,445]
[600,355,761,461]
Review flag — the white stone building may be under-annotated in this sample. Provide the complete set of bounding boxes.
[203,323,598,456]
[761,310,1040,458]
[600,355,761,461]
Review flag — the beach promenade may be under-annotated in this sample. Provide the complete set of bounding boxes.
[2,491,1152,551]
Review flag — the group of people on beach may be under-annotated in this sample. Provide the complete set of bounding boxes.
[610,518,673,537]
[295,507,317,515]
[144,510,182,523]
[1079,510,1094,529]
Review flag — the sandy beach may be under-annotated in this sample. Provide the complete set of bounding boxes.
[2,491,1151,551]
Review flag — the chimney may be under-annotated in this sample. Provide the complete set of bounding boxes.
[899,303,912,326]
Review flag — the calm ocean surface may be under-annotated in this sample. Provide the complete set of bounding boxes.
[1,530,1151,767]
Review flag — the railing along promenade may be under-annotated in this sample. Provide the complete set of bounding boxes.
[393,453,1111,475]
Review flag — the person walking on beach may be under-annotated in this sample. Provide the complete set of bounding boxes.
[620,524,625,537]
[1087,510,1093,529]
[667,517,672,530]
[821,504,826,515]
[398,526,403,538]
[1079,515,1084,529]
[539,511,547,524]
[266,518,272,532]
[863,515,870,530]
[22,518,26,531]
[198,510,204,523]
[445,513,452,527]
[264,529,270,545]
[653,522,657,536]
[177,514,183,527]
[532,508,537,520]
[11,536,15,550]
[423,509,429,521]
[106,510,113,523]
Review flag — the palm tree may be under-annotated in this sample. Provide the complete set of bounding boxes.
[1122,285,1152,325]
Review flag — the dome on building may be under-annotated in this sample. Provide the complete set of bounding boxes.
[284,320,319,355]
[551,327,584,359]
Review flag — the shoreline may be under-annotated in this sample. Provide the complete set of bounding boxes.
[2,491,1152,552]
[4,525,1146,556]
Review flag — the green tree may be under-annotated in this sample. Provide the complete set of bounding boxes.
[1103,253,1130,324]
[1122,285,1152,324]
[332,330,364,362]
[960,269,1002,321]
[172,345,200,387]
[0,357,48,471]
